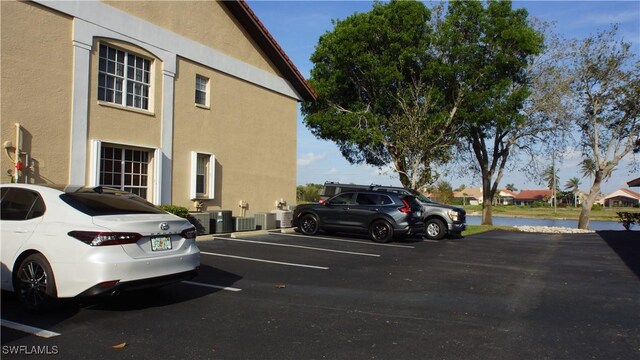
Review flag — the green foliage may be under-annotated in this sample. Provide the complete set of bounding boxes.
[591,203,603,211]
[616,212,640,231]
[296,183,323,203]
[158,205,190,219]
[530,201,545,208]
[302,0,459,189]
[431,180,454,204]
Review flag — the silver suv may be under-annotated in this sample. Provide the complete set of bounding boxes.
[321,182,466,240]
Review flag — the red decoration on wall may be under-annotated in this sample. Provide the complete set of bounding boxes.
[15,161,23,171]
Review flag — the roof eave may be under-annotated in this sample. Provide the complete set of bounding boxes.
[223,0,317,102]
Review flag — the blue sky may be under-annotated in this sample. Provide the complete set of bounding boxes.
[247,0,640,194]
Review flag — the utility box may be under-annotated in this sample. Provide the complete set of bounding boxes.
[234,216,256,232]
[271,210,293,228]
[209,210,233,233]
[188,212,210,235]
[255,212,277,230]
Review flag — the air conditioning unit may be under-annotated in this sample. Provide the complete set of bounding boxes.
[209,210,233,233]
[271,210,293,228]
[234,216,256,232]
[255,212,277,230]
[188,212,210,235]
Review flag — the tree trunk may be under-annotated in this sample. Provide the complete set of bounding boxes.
[482,182,494,225]
[578,173,603,229]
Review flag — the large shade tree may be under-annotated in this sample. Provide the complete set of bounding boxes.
[301,0,462,189]
[570,26,640,229]
[445,1,547,225]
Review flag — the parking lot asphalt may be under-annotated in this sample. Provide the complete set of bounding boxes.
[1,229,639,359]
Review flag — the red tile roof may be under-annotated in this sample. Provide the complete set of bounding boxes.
[224,1,317,102]
[515,190,552,201]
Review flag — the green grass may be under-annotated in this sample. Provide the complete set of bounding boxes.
[462,225,514,236]
[462,205,638,221]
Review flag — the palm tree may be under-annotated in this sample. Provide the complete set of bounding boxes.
[506,183,517,192]
[542,165,560,191]
[564,177,581,207]
[580,158,596,179]
[564,177,580,192]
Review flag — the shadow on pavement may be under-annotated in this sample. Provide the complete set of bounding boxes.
[598,230,640,280]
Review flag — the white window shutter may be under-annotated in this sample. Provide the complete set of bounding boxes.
[190,151,197,200]
[208,154,215,200]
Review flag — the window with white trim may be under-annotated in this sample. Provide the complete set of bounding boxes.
[191,152,215,199]
[98,44,151,110]
[100,145,150,199]
[195,75,209,106]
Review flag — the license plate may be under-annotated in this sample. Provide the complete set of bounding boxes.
[151,236,172,251]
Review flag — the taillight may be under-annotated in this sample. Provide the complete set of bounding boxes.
[399,199,412,213]
[68,231,142,246]
[180,227,197,240]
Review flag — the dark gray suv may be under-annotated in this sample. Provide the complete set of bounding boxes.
[320,182,466,240]
[292,190,424,243]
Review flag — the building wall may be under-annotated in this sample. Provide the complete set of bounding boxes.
[173,58,297,213]
[1,2,73,184]
[1,0,299,216]
[103,0,281,77]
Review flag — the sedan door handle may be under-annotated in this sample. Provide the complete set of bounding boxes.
[14,229,30,234]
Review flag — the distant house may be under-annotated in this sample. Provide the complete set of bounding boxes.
[497,189,517,205]
[452,188,517,205]
[453,188,483,205]
[514,190,552,206]
[599,189,640,208]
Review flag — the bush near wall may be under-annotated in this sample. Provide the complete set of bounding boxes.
[159,205,206,234]
[158,205,190,218]
[616,212,640,231]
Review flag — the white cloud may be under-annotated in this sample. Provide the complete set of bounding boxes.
[297,152,326,167]
[327,167,337,175]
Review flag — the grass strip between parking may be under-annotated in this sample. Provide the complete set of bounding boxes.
[1,319,61,338]
[200,251,329,270]
[271,232,416,248]
[213,236,381,257]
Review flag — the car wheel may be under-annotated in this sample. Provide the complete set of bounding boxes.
[425,218,446,240]
[15,253,57,311]
[299,214,319,235]
[370,219,394,243]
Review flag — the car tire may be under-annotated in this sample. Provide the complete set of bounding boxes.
[14,253,58,312]
[370,219,394,243]
[299,213,320,236]
[425,218,446,240]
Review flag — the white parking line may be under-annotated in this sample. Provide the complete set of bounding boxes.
[200,251,329,270]
[182,281,242,292]
[271,233,416,249]
[213,236,380,257]
[1,319,60,338]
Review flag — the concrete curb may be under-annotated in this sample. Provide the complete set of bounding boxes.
[195,227,297,241]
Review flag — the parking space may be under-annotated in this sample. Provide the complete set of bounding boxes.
[2,230,639,359]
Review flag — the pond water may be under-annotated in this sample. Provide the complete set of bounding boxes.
[466,216,628,231]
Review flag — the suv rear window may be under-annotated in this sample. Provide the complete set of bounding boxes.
[356,193,393,205]
[60,190,164,216]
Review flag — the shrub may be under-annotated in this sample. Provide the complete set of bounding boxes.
[616,212,640,231]
[591,203,603,211]
[530,201,544,208]
[158,205,189,219]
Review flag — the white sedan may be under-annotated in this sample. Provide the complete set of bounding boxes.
[1,184,201,311]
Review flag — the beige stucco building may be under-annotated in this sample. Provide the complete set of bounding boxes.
[1,0,315,215]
